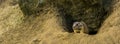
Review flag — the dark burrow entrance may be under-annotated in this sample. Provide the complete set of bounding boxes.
[62,13,109,35]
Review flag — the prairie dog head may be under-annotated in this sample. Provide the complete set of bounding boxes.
[72,21,89,33]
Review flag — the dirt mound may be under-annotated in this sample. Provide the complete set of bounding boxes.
[0,0,120,44]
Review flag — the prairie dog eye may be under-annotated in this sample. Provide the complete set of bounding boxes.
[73,22,84,28]
[76,24,79,26]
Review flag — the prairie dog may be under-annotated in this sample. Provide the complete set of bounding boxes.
[72,21,89,34]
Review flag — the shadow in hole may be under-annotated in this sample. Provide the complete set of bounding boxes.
[86,0,114,35]
[57,7,74,33]
[87,28,98,35]
[64,15,75,33]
